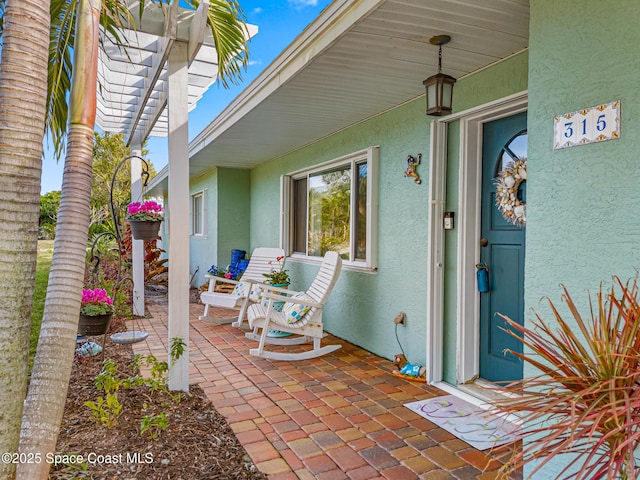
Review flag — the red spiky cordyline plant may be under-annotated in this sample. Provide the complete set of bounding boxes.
[493,277,640,480]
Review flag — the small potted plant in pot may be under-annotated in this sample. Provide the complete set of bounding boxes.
[79,288,114,336]
[126,200,163,240]
[262,256,290,287]
[262,256,291,321]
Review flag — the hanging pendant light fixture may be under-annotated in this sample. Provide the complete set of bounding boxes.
[423,35,456,116]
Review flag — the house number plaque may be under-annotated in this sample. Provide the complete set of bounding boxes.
[553,100,620,150]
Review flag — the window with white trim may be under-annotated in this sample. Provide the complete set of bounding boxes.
[282,146,378,270]
[191,190,206,236]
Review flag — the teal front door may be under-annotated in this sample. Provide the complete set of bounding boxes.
[479,112,527,382]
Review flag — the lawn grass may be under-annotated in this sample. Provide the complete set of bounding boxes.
[30,240,54,365]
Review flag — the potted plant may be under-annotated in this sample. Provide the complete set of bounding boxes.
[493,277,640,480]
[79,288,114,336]
[262,256,291,321]
[207,264,243,293]
[126,200,163,240]
[262,256,290,287]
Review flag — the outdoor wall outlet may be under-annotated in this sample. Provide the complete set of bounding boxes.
[444,211,455,230]
[393,312,406,325]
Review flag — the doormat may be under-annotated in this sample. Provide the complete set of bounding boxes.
[404,395,520,451]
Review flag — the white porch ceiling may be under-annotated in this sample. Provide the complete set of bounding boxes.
[186,0,529,176]
[95,0,258,146]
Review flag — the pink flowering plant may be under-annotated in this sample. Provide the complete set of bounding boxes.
[263,256,290,285]
[207,264,243,281]
[80,288,114,316]
[126,200,163,222]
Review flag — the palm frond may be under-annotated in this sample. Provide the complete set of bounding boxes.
[47,0,135,160]
[188,0,249,88]
[0,0,5,37]
[46,0,248,159]
[47,0,76,159]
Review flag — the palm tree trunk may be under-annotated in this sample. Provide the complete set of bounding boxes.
[12,0,249,476]
[0,1,50,478]
[17,1,100,478]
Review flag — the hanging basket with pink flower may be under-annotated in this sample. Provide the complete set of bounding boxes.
[126,200,163,240]
[78,288,114,336]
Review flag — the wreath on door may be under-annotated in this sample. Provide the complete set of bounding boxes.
[494,159,526,227]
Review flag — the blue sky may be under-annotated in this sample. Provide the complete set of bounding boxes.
[40,0,333,193]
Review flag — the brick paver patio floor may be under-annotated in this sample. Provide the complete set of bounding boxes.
[131,301,520,479]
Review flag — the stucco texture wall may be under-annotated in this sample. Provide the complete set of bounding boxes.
[189,168,251,287]
[527,1,640,339]
[216,168,250,267]
[251,99,431,363]
[526,1,640,476]
[249,49,529,364]
[189,169,217,288]
[453,51,529,113]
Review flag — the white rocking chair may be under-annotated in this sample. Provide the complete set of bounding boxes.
[247,251,342,361]
[199,247,285,325]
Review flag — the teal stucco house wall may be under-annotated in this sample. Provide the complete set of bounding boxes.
[149,2,640,476]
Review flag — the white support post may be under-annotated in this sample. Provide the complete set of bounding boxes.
[130,146,145,317]
[167,40,190,392]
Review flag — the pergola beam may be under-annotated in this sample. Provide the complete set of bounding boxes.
[93,0,257,392]
[125,1,210,147]
[97,1,256,141]
[125,2,177,146]
[188,0,209,63]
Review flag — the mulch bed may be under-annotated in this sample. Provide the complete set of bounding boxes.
[51,328,268,480]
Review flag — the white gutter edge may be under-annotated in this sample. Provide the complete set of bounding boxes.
[147,164,169,194]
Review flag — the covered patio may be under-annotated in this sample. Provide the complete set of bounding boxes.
[131,300,519,479]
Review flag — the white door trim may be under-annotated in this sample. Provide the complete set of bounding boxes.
[425,120,448,383]
[426,91,528,386]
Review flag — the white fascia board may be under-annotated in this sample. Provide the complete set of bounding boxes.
[146,163,169,196]
[189,0,386,157]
